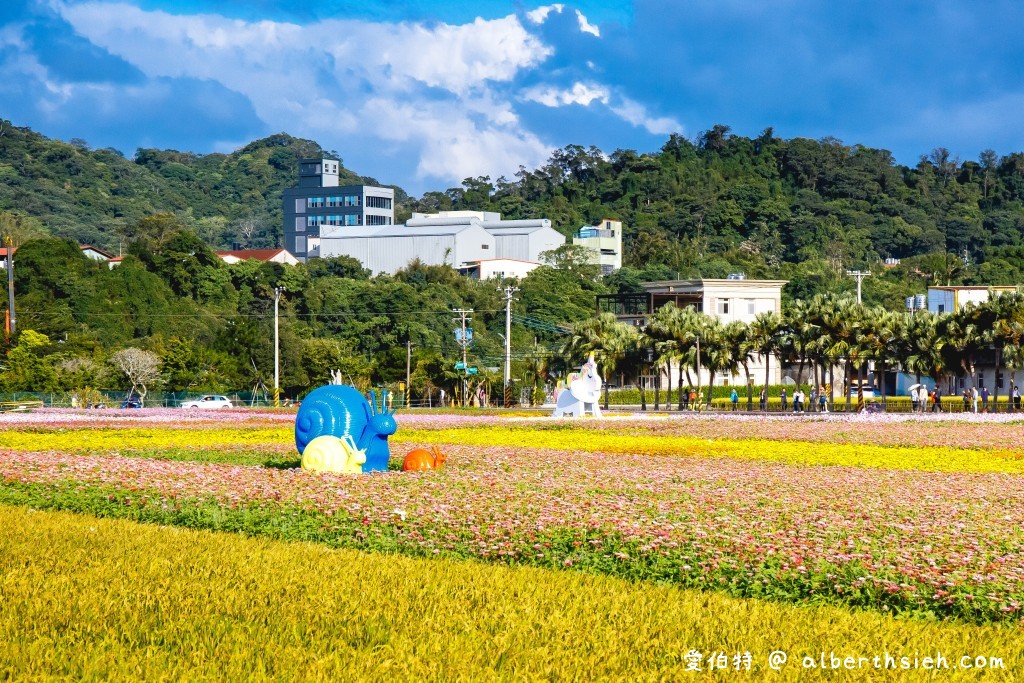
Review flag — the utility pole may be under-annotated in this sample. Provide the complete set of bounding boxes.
[499,285,519,407]
[696,335,702,408]
[273,286,284,407]
[406,339,412,408]
[452,308,473,407]
[5,234,15,336]
[846,270,871,304]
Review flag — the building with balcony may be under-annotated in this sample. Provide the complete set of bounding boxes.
[572,219,622,273]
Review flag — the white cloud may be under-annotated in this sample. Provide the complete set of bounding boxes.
[523,82,609,107]
[523,81,682,135]
[526,4,564,24]
[609,98,681,135]
[575,10,600,37]
[52,1,556,186]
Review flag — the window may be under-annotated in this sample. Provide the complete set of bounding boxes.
[307,216,324,227]
[295,236,306,253]
[998,371,1005,389]
[366,215,388,226]
[938,304,945,313]
[366,196,392,209]
[295,217,305,232]
[717,299,730,315]
[481,244,490,249]
[978,375,985,388]
[345,195,360,207]
[308,196,325,208]
[294,198,306,213]
[746,299,756,315]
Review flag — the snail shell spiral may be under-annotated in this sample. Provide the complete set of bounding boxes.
[295,385,368,454]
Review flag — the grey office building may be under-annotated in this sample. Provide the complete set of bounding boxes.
[282,158,395,261]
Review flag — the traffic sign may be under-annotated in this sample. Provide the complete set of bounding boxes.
[455,361,466,370]
[467,367,478,375]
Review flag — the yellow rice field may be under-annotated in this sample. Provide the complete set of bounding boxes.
[0,505,1019,681]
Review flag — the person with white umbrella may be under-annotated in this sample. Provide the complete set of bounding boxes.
[908,383,922,413]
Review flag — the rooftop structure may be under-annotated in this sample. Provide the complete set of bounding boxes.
[215,248,300,266]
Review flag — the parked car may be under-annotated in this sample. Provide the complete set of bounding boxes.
[179,395,233,409]
[120,396,142,409]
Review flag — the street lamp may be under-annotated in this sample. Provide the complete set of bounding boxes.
[274,286,284,407]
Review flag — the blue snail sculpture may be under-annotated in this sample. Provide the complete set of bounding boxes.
[295,385,397,472]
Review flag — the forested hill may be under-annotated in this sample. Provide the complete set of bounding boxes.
[410,126,1024,296]
[0,119,404,251]
[3,117,1024,302]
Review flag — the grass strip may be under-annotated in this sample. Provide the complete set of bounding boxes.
[0,504,1020,682]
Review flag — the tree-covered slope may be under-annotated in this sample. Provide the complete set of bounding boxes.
[0,119,403,251]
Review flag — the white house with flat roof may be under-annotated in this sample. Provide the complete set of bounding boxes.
[598,278,788,388]
[457,258,543,280]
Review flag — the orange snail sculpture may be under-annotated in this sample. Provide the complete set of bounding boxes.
[402,445,447,472]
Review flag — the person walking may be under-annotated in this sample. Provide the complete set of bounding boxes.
[911,387,919,413]
[932,386,942,412]
[809,386,818,413]
[1013,385,1021,411]
[780,388,788,411]
[962,389,970,413]
[980,385,990,413]
[818,384,828,413]
[682,386,690,411]
[971,386,979,414]
[793,387,803,413]
[759,387,767,412]
[730,388,739,411]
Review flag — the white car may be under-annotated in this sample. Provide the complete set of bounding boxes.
[180,395,233,409]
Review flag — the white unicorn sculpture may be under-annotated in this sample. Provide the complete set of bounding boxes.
[552,353,603,418]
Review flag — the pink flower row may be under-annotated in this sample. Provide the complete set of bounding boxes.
[3,443,1022,616]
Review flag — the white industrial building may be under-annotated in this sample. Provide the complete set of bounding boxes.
[319,224,494,275]
[319,210,566,275]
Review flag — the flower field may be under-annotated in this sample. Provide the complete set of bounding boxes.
[1,408,1023,629]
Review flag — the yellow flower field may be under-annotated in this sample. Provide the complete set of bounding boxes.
[1,505,1018,682]
[4,422,1023,474]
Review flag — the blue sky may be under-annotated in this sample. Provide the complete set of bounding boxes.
[2,0,1023,195]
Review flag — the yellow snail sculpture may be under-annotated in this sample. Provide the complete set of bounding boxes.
[300,434,366,474]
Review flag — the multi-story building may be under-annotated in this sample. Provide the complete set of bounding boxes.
[572,219,623,273]
[597,278,787,388]
[281,158,394,261]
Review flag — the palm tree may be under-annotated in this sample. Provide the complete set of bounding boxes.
[749,310,783,401]
[563,312,637,409]
[723,320,753,408]
[940,306,986,393]
[813,294,861,411]
[985,292,1024,410]
[647,303,702,409]
[696,316,731,408]
[858,307,905,409]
